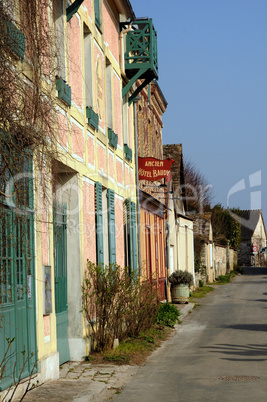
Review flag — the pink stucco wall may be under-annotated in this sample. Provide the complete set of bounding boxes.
[115,197,124,267]
[113,73,122,147]
[116,158,123,186]
[103,1,119,63]
[97,141,107,174]
[43,315,50,337]
[72,121,84,160]
[68,16,83,109]
[83,0,92,19]
[130,168,134,191]
[83,180,96,264]
[93,45,106,131]
[108,151,114,180]
[87,134,95,167]
[57,111,68,149]
[125,165,129,190]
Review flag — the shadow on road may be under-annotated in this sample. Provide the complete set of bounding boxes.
[246,299,267,303]
[224,324,267,331]
[201,343,267,361]
[242,267,267,275]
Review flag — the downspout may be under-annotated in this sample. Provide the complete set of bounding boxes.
[133,97,142,276]
[192,227,195,286]
[120,24,132,76]
[165,181,170,302]
[165,220,169,302]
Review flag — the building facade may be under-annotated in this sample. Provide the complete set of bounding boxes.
[137,81,168,301]
[238,210,267,267]
[163,144,195,293]
[0,0,160,392]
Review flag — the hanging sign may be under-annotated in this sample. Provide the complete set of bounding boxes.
[138,157,174,181]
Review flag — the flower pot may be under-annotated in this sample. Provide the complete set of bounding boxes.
[171,284,190,304]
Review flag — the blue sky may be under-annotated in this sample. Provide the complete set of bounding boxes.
[132,0,267,219]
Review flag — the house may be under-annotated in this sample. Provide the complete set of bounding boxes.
[238,209,267,267]
[193,213,215,283]
[137,81,168,301]
[0,0,159,393]
[163,144,195,292]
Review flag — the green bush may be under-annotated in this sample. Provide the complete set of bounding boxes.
[82,261,160,352]
[155,302,180,327]
[199,280,204,287]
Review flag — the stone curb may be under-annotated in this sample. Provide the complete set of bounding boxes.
[178,302,194,321]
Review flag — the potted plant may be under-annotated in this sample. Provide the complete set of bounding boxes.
[169,270,193,304]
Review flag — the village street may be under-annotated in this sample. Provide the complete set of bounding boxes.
[114,270,267,402]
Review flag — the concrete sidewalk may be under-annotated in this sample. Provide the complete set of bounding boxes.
[19,303,194,402]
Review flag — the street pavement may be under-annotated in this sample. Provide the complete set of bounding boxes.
[20,304,193,401]
[114,269,267,402]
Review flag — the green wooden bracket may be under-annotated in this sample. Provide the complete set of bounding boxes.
[66,0,84,22]
[128,77,151,106]
[122,67,149,99]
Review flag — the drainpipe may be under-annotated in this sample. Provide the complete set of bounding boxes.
[120,24,132,76]
[133,97,142,276]
[165,220,169,302]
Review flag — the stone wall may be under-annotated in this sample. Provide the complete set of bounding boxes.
[214,244,237,278]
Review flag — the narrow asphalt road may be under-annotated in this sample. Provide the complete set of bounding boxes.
[113,270,267,402]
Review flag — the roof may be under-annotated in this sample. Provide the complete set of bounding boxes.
[238,209,265,240]
[114,0,135,20]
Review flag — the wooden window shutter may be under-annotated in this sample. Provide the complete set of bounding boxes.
[124,198,138,273]
[130,201,138,272]
[95,181,104,265]
[94,0,101,28]
[107,189,116,264]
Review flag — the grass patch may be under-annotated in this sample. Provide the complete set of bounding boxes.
[103,353,131,365]
[90,325,172,366]
[213,270,237,285]
[189,285,214,300]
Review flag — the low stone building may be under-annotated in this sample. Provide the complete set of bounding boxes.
[238,210,267,267]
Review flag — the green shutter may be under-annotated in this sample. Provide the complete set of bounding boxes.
[95,182,104,265]
[125,198,138,273]
[94,0,101,28]
[107,189,116,265]
[130,202,138,273]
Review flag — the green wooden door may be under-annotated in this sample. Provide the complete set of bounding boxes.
[53,204,70,365]
[0,207,37,391]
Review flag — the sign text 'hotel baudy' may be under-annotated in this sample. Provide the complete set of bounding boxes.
[138,157,174,181]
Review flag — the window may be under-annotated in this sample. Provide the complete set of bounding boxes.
[94,0,101,29]
[124,198,138,273]
[83,24,93,108]
[106,58,113,129]
[95,182,116,266]
[53,0,66,80]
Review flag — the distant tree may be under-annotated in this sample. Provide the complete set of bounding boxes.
[183,158,214,214]
[211,204,241,249]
